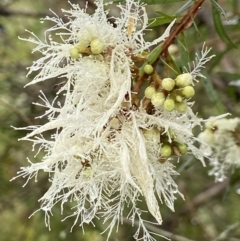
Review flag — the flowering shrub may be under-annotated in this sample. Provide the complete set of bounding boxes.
[13,0,230,240]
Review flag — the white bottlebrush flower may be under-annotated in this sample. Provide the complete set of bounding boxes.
[199,118,240,182]
[12,0,226,240]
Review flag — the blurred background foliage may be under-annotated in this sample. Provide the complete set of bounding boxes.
[0,0,240,241]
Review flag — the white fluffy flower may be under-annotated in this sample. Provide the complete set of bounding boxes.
[199,118,240,182]
[13,0,225,240]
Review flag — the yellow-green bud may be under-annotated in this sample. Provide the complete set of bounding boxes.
[168,44,179,56]
[69,46,80,59]
[175,142,188,155]
[175,101,188,113]
[160,144,172,158]
[143,64,154,75]
[175,95,183,102]
[109,117,121,129]
[163,98,175,111]
[161,78,175,91]
[182,86,195,98]
[175,73,193,87]
[144,86,156,99]
[151,92,165,107]
[198,129,215,144]
[90,38,104,54]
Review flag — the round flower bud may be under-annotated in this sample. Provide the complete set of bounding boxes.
[175,142,188,155]
[182,86,195,98]
[69,46,79,59]
[175,101,188,113]
[161,77,175,91]
[151,92,165,107]
[163,98,175,112]
[144,86,156,99]
[143,64,154,75]
[90,38,104,54]
[175,73,193,87]
[175,95,183,102]
[160,144,172,158]
[109,117,121,129]
[198,129,215,144]
[168,44,179,56]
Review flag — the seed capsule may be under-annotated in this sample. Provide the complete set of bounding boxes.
[145,86,157,99]
[175,73,193,87]
[161,77,175,91]
[163,98,175,111]
[175,142,188,155]
[143,64,154,75]
[90,38,104,54]
[182,86,195,98]
[175,101,188,113]
[151,92,165,107]
[160,144,172,158]
[69,46,80,59]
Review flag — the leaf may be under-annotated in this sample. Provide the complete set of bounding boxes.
[148,15,181,28]
[211,0,237,48]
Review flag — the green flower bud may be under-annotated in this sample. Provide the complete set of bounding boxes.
[109,117,121,129]
[175,142,188,155]
[69,46,80,59]
[161,77,175,91]
[175,95,183,102]
[143,64,154,75]
[175,101,188,113]
[90,38,104,54]
[160,144,172,158]
[151,92,165,107]
[163,98,175,111]
[182,86,195,98]
[144,86,156,99]
[175,73,193,87]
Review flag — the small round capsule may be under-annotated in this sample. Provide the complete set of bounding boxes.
[90,38,104,54]
[163,98,175,112]
[143,64,154,75]
[161,77,175,91]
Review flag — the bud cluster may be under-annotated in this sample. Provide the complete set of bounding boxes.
[144,73,195,113]
[69,38,105,59]
[142,127,188,162]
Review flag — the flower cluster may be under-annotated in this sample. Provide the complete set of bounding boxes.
[13,0,224,240]
[199,118,240,182]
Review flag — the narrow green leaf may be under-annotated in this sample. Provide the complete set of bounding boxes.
[175,0,194,15]
[148,15,180,28]
[211,1,237,48]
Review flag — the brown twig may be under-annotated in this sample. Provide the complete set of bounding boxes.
[159,0,206,59]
